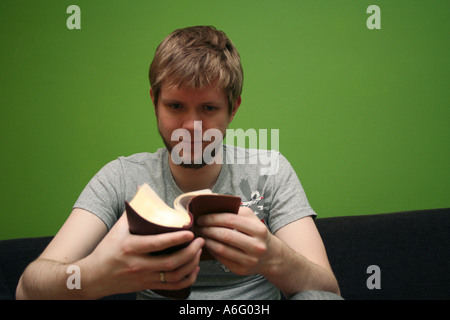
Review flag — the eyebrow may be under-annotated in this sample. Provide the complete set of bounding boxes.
[160,98,182,105]
[160,98,224,106]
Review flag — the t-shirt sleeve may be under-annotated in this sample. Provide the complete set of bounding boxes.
[73,159,126,230]
[267,153,316,234]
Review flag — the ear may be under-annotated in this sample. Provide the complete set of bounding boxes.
[229,96,241,123]
[150,89,158,116]
[150,89,155,106]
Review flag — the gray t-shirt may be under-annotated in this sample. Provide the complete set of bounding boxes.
[73,145,316,299]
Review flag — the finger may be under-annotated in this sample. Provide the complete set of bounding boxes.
[201,228,264,262]
[152,266,201,291]
[198,225,249,251]
[198,217,267,244]
[197,208,262,235]
[148,237,205,272]
[196,213,243,229]
[149,248,202,291]
[203,237,246,260]
[238,206,257,217]
[203,238,252,275]
[129,231,195,255]
[163,249,202,283]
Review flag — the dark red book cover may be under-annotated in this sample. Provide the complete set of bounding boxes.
[125,190,241,299]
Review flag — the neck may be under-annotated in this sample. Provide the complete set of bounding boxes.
[168,155,222,193]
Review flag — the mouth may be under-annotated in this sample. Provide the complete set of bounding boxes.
[177,139,207,145]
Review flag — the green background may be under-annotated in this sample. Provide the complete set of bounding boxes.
[1,0,449,240]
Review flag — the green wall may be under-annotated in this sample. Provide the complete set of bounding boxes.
[1,0,449,240]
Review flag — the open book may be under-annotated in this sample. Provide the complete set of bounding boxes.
[125,183,241,299]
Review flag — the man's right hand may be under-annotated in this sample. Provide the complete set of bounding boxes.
[16,209,204,300]
[81,213,204,299]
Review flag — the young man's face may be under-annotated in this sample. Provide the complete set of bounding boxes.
[152,80,240,168]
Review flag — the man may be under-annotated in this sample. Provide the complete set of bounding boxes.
[16,26,340,300]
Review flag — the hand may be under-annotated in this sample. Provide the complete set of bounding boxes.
[81,214,204,298]
[196,207,276,276]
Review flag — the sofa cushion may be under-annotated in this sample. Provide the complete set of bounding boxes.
[316,208,450,300]
[0,268,12,300]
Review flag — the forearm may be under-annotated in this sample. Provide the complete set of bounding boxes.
[16,258,95,300]
[197,209,340,297]
[263,236,340,298]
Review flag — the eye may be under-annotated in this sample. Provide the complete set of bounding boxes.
[169,103,183,110]
[203,105,217,112]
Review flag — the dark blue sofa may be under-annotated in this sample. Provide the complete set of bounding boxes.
[1,208,449,300]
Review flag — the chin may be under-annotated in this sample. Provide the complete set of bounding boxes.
[160,131,220,169]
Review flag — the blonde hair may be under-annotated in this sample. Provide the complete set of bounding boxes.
[149,26,243,113]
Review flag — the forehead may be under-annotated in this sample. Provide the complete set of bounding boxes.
[160,79,227,104]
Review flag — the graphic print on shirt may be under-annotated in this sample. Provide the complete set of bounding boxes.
[238,175,270,227]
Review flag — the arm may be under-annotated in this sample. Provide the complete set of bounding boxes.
[16,208,107,299]
[270,215,340,297]
[16,208,204,299]
[196,207,340,298]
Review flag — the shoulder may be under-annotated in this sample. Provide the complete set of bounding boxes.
[223,145,289,176]
[118,148,167,165]
[93,149,167,179]
[223,144,281,162]
[110,149,166,171]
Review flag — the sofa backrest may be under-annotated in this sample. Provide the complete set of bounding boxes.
[0,236,51,299]
[316,208,450,300]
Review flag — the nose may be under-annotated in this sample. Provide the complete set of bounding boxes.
[181,110,203,138]
[180,111,203,143]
